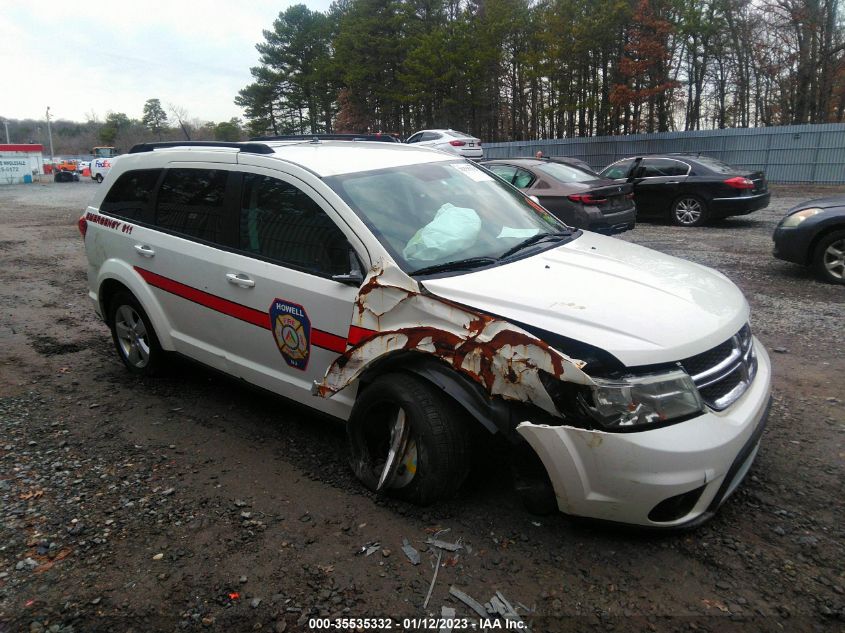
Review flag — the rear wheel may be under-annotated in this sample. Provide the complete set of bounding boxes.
[812,230,845,284]
[347,372,470,505]
[671,195,708,227]
[108,292,163,375]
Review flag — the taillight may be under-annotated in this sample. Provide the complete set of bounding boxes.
[78,215,88,238]
[478,142,482,147]
[568,193,607,204]
[724,176,754,190]
[449,140,466,147]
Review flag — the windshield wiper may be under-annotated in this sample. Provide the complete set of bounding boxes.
[409,256,498,276]
[498,230,574,260]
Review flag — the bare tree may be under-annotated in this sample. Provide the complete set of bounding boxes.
[168,103,193,140]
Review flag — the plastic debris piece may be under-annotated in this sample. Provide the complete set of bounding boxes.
[427,538,463,552]
[358,541,380,556]
[423,548,443,609]
[440,606,456,633]
[402,538,421,565]
[494,591,527,628]
[448,586,488,619]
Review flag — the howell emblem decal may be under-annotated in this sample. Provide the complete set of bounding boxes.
[270,299,311,370]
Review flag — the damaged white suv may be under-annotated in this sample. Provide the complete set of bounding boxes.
[81,139,771,528]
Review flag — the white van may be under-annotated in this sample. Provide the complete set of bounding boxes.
[79,140,771,528]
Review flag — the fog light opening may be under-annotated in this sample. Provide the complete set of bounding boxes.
[648,485,707,523]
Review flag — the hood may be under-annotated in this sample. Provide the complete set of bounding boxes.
[788,196,845,212]
[422,232,749,367]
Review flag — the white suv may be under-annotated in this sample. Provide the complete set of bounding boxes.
[81,140,771,528]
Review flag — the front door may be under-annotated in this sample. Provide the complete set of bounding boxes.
[215,169,363,419]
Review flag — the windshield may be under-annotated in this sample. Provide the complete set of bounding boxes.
[537,162,600,183]
[326,160,570,273]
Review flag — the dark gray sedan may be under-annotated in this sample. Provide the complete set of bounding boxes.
[481,158,636,234]
[773,196,845,284]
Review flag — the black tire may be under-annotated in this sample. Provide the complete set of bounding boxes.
[812,229,845,285]
[670,195,708,227]
[95,173,104,183]
[347,372,470,505]
[107,291,164,375]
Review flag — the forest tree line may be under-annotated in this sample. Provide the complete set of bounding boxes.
[236,0,845,141]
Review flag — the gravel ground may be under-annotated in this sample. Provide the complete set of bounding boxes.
[0,179,843,632]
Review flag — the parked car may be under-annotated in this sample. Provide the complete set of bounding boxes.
[54,169,79,182]
[482,157,636,234]
[600,155,770,227]
[773,196,845,284]
[405,129,483,160]
[80,139,770,528]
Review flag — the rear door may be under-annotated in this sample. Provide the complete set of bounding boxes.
[212,166,365,418]
[631,158,689,217]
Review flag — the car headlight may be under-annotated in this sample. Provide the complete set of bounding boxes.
[578,369,704,430]
[781,207,823,228]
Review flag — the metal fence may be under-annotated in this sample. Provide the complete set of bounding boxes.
[482,123,845,184]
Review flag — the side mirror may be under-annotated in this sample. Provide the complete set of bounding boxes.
[331,270,364,286]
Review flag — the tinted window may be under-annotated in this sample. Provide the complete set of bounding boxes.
[537,162,597,183]
[693,156,739,174]
[406,133,422,144]
[156,169,229,243]
[640,158,689,177]
[602,159,634,179]
[487,164,517,183]
[513,168,534,188]
[421,131,441,141]
[101,169,162,222]
[240,174,350,277]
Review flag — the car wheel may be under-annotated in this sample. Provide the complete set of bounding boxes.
[96,174,104,183]
[812,230,845,285]
[108,292,164,375]
[671,195,708,227]
[347,372,470,505]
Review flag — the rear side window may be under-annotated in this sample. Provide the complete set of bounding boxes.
[487,164,517,183]
[602,159,634,179]
[101,169,162,223]
[239,174,350,277]
[155,169,229,243]
[640,159,689,177]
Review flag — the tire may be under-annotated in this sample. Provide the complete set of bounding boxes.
[670,195,708,227]
[95,173,104,183]
[812,229,845,285]
[347,372,470,505]
[107,291,164,375]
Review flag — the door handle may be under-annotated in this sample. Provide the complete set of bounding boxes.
[134,244,155,257]
[226,273,255,288]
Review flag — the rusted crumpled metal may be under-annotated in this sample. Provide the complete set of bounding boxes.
[314,262,594,417]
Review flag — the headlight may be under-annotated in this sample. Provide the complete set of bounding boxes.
[579,369,704,430]
[781,207,823,227]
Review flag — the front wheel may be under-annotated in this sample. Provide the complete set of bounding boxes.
[108,292,164,375]
[347,372,470,505]
[95,173,104,183]
[812,230,845,284]
[671,195,708,227]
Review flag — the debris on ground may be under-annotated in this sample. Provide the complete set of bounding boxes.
[440,606,456,633]
[449,586,488,619]
[401,538,421,565]
[423,548,444,609]
[357,541,380,556]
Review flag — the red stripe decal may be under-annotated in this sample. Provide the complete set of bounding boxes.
[312,329,347,354]
[347,325,377,346]
[134,266,348,353]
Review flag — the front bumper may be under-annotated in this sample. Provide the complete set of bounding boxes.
[516,338,772,528]
[772,226,812,265]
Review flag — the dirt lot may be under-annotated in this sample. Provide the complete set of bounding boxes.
[0,179,843,633]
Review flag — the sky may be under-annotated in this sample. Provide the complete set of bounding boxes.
[0,0,334,125]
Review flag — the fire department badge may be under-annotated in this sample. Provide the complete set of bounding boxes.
[270,299,311,370]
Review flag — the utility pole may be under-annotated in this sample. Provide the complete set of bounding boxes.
[2,118,9,143]
[46,107,54,160]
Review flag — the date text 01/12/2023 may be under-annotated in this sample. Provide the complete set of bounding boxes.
[307,617,528,630]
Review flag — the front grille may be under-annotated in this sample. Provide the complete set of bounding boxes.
[679,325,757,411]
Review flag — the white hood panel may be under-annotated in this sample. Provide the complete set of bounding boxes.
[422,232,749,367]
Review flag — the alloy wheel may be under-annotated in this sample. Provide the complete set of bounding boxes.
[674,198,703,225]
[823,238,845,280]
[114,305,150,368]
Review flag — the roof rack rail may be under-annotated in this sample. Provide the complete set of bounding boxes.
[128,141,275,154]
[250,133,400,143]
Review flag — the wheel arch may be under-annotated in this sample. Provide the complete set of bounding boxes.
[354,351,512,438]
[807,224,845,267]
[96,261,174,350]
